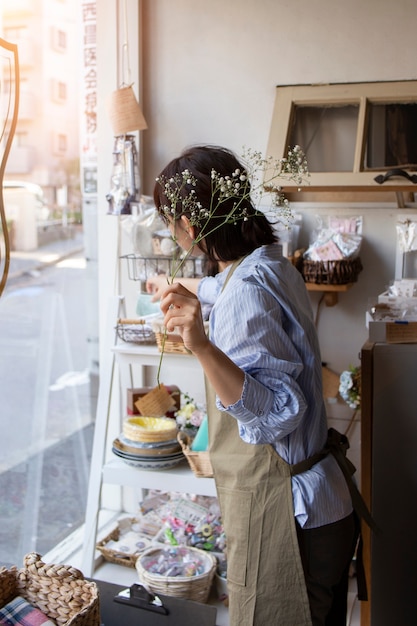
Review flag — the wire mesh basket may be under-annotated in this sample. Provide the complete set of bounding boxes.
[116,318,156,344]
[121,254,205,282]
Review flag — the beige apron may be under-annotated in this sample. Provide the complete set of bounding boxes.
[207,258,312,626]
[207,390,311,626]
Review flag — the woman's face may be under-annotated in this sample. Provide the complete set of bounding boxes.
[168,218,190,251]
[168,216,205,257]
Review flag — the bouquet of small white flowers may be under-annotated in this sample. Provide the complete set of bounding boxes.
[154,145,309,384]
[339,366,361,410]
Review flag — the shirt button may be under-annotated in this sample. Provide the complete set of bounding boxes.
[258,409,264,415]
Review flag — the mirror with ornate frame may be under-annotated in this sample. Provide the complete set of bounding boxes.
[0,36,19,297]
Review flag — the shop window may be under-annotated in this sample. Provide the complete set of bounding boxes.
[0,4,97,571]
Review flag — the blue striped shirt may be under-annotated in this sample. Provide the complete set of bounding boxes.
[209,244,353,528]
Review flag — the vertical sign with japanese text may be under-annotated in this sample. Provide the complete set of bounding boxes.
[80,0,97,196]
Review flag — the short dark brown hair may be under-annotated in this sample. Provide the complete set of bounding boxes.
[153,145,278,263]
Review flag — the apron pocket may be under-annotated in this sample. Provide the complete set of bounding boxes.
[217,486,252,587]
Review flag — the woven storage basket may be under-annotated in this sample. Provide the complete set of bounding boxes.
[155,331,191,355]
[0,553,100,626]
[136,546,216,603]
[96,518,149,568]
[177,431,213,478]
[302,257,363,285]
[153,320,209,355]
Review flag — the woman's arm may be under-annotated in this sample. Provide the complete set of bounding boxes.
[146,275,201,301]
[161,279,308,445]
[160,282,245,407]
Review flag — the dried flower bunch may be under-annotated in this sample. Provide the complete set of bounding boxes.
[339,366,361,410]
[155,145,309,237]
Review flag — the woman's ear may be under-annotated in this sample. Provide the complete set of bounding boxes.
[180,215,195,240]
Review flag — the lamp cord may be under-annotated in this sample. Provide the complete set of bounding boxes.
[121,0,132,87]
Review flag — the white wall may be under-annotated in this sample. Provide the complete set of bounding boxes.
[96,0,417,443]
[140,0,417,189]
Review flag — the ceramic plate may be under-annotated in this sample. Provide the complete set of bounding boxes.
[113,437,181,457]
[112,446,185,470]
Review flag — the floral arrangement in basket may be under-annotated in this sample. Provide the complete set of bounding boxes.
[174,392,213,477]
[175,392,206,435]
[154,145,309,383]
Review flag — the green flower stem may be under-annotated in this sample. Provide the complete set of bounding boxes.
[156,244,196,386]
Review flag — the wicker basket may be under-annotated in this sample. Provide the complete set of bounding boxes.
[155,331,191,355]
[153,320,209,355]
[177,431,213,478]
[302,257,363,285]
[136,546,216,603]
[96,518,153,568]
[0,553,100,626]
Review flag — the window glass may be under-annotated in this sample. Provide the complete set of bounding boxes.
[0,2,97,569]
[366,103,417,170]
[289,104,359,172]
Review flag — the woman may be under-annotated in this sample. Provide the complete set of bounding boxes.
[147,145,358,626]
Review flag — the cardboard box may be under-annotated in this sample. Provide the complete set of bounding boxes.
[127,385,180,416]
[377,290,417,307]
[368,320,417,343]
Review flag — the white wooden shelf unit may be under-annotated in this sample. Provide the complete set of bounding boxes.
[81,296,216,578]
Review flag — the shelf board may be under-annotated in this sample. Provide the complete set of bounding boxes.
[102,458,217,497]
[112,342,198,368]
[45,521,229,626]
[305,282,354,306]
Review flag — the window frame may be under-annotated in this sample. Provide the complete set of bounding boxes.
[266,80,417,192]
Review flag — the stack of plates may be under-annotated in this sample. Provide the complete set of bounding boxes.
[112,416,184,470]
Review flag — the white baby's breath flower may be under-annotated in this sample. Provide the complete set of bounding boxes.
[339,366,361,410]
[156,145,309,233]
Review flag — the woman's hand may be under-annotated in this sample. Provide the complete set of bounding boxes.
[147,275,201,301]
[160,282,209,355]
[146,275,169,301]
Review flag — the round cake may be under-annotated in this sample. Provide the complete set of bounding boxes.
[123,416,178,443]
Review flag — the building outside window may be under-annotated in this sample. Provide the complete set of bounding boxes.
[0,0,97,568]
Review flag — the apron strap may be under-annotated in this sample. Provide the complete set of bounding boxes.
[290,428,380,535]
[290,427,378,602]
